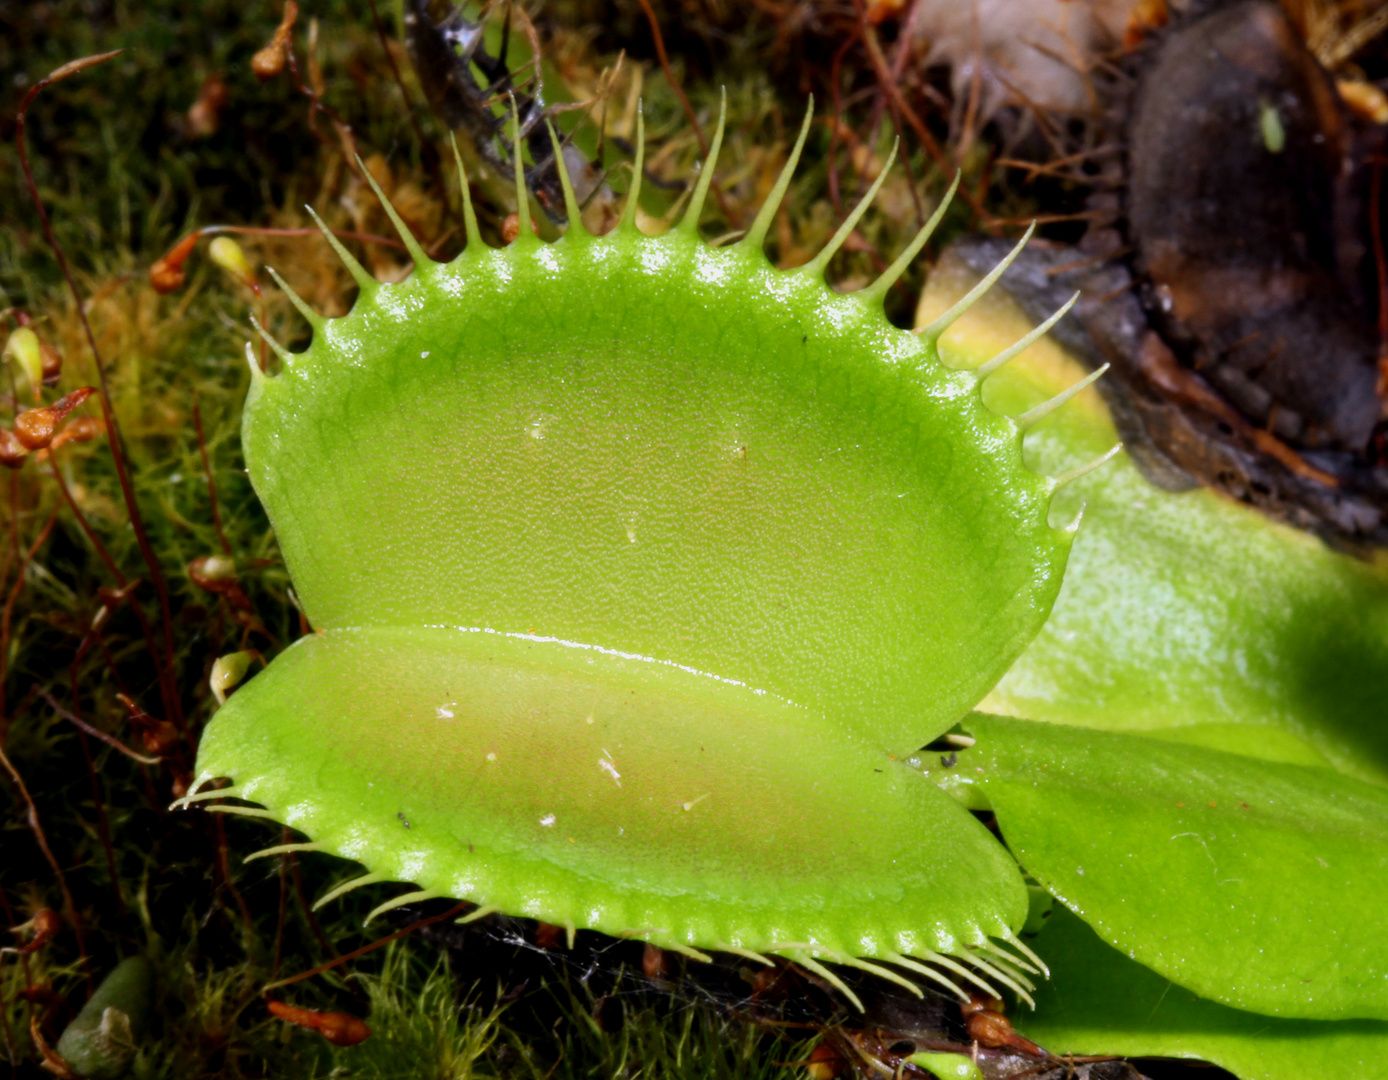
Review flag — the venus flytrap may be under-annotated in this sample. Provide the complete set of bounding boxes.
[182,96,1388,1079]
[184,104,1087,1009]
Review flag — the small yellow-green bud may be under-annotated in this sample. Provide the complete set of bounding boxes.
[3,327,42,393]
[210,650,256,705]
[208,237,256,287]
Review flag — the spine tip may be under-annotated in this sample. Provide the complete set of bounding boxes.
[508,96,537,246]
[861,169,962,305]
[744,96,815,252]
[1015,362,1110,432]
[622,107,647,232]
[974,291,1080,382]
[244,341,265,385]
[248,315,294,367]
[305,204,378,294]
[802,137,899,280]
[448,133,482,250]
[354,154,431,269]
[266,266,324,329]
[681,88,727,234]
[1050,442,1123,493]
[545,120,585,231]
[917,221,1037,343]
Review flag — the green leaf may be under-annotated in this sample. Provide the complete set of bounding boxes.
[244,221,1070,755]
[917,261,1388,788]
[993,423,1388,788]
[1018,907,1388,1080]
[952,714,1388,1020]
[197,626,1029,970]
[195,117,1076,1011]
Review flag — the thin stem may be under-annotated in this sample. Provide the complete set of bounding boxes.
[213,815,256,934]
[0,743,88,989]
[16,53,184,733]
[192,397,232,557]
[40,687,161,767]
[46,457,123,582]
[289,849,338,960]
[274,827,290,979]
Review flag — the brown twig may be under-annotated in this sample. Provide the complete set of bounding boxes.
[262,902,469,992]
[38,688,162,767]
[995,143,1121,183]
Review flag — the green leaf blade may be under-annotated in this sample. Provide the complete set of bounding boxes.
[198,627,1030,963]
[918,257,1388,787]
[960,714,1388,1020]
[243,228,1070,752]
[1019,907,1388,1080]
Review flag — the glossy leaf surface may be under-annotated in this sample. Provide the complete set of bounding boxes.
[1019,907,1388,1080]
[198,627,1029,960]
[193,128,1073,991]
[244,225,1070,753]
[954,714,1388,1020]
